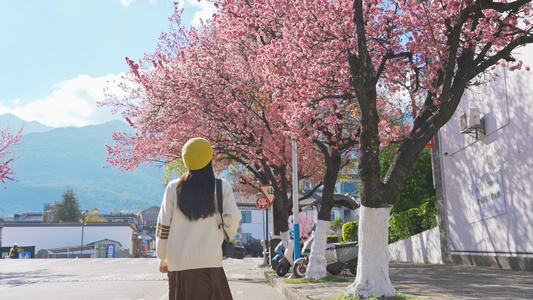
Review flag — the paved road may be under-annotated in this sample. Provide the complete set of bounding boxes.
[0,257,279,300]
[264,262,533,300]
[5,257,533,299]
[225,258,283,300]
[390,263,533,300]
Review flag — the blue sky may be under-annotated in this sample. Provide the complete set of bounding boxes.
[0,0,213,127]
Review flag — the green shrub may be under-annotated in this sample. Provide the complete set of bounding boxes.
[327,235,341,243]
[389,196,437,243]
[330,215,343,234]
[342,221,358,242]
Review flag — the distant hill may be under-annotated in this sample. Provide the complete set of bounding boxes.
[0,113,54,135]
[0,118,167,218]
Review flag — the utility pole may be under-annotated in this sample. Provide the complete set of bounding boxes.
[291,136,300,260]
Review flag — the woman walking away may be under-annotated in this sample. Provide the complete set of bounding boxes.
[156,137,241,300]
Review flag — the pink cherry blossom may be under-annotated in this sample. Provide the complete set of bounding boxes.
[0,125,23,188]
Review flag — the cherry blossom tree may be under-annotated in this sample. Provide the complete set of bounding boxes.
[209,0,533,296]
[101,7,326,244]
[0,126,23,188]
[344,0,533,297]
[103,1,533,298]
[214,0,409,281]
[289,212,313,238]
[106,0,401,280]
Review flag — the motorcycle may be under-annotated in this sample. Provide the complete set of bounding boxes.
[271,241,285,271]
[291,233,337,278]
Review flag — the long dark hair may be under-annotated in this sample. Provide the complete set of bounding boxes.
[176,161,216,221]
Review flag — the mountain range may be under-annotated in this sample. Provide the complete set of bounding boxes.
[0,114,166,218]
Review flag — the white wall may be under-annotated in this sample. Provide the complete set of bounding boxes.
[238,208,270,242]
[2,224,134,254]
[437,43,533,257]
[389,227,442,264]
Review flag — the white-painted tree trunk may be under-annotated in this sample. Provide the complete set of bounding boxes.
[281,230,290,249]
[345,206,396,298]
[305,219,330,279]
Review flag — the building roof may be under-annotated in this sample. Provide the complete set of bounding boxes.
[47,245,93,254]
[234,192,263,208]
[234,190,360,210]
[0,222,135,228]
[87,238,123,247]
[47,239,122,254]
[301,193,360,210]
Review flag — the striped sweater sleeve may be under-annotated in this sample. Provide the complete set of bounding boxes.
[156,180,175,267]
[221,179,242,239]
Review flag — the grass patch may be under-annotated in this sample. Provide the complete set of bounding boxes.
[285,275,352,284]
[257,264,276,272]
[327,293,419,300]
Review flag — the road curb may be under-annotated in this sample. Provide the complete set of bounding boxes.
[260,268,309,300]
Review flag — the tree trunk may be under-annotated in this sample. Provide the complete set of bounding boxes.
[281,230,290,249]
[345,206,396,298]
[305,219,331,279]
[263,162,290,237]
[273,193,290,234]
[305,150,341,279]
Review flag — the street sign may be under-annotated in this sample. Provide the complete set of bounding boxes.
[256,196,269,209]
[259,185,275,204]
[106,244,115,258]
[426,138,434,147]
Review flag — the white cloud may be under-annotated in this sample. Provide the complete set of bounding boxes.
[118,1,215,25]
[120,0,133,7]
[182,0,216,26]
[120,0,163,8]
[0,100,18,115]
[0,105,9,116]
[7,74,127,128]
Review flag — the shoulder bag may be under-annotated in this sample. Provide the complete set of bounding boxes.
[217,178,236,258]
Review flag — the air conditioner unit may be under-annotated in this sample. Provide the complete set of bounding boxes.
[460,108,482,133]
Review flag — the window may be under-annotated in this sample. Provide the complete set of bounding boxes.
[241,211,251,223]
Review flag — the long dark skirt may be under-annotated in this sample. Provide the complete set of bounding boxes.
[167,267,233,300]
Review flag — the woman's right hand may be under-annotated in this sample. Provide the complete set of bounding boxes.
[159,266,168,273]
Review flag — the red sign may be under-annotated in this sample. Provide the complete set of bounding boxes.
[256,196,269,209]
[426,138,434,148]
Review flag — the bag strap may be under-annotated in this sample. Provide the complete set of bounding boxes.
[216,178,230,240]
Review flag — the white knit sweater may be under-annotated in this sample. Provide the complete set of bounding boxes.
[156,178,241,271]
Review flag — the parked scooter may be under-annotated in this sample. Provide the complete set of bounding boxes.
[275,240,294,276]
[325,241,358,275]
[271,241,285,271]
[291,232,337,278]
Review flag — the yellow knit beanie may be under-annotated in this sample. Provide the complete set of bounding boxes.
[182,138,213,170]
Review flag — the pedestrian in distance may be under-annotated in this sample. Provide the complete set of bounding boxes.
[156,137,241,300]
[9,243,19,259]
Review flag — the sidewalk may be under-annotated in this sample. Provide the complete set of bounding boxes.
[260,262,533,299]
